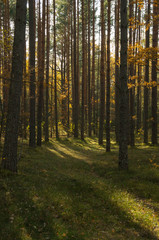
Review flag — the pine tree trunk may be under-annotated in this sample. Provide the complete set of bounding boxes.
[81,0,86,140]
[151,0,158,144]
[144,0,150,144]
[54,0,59,139]
[137,7,141,132]
[99,0,105,145]
[29,0,36,147]
[88,0,91,137]
[92,0,95,135]
[106,0,111,152]
[2,0,27,172]
[45,0,50,142]
[129,0,135,146]
[115,0,120,143]
[119,0,128,170]
[74,0,78,138]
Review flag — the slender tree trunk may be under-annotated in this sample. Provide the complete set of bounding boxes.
[54,0,59,139]
[143,0,150,144]
[37,0,45,146]
[151,0,158,144]
[119,0,128,170]
[92,0,95,135]
[81,0,86,140]
[74,0,78,138]
[137,7,141,131]
[23,43,27,139]
[88,0,91,137]
[106,0,111,152]
[115,0,120,143]
[45,0,50,142]
[129,0,135,146]
[29,0,36,147]
[99,0,105,145]
[2,0,27,172]
[67,0,70,135]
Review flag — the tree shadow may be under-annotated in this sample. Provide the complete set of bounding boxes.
[0,139,159,240]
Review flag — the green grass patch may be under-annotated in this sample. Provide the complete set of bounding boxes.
[0,138,159,240]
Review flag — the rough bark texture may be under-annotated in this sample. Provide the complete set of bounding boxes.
[119,0,128,170]
[2,0,27,172]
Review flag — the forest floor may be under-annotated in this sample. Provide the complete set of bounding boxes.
[0,137,159,240]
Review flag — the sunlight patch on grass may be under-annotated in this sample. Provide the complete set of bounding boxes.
[20,228,32,240]
[111,189,159,238]
[51,143,90,162]
[46,147,65,159]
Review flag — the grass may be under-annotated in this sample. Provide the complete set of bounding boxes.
[0,137,159,240]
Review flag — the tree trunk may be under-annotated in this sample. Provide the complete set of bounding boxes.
[115,0,120,143]
[74,0,78,138]
[2,0,27,172]
[92,0,95,135]
[106,0,111,152]
[45,0,50,142]
[37,0,45,146]
[99,0,105,145]
[88,0,91,137]
[118,0,128,170]
[129,0,135,146]
[81,0,86,140]
[53,0,59,139]
[151,0,158,144]
[29,0,36,147]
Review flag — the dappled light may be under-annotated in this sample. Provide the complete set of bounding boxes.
[1,138,159,239]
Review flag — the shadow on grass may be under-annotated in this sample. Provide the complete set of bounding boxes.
[0,138,159,240]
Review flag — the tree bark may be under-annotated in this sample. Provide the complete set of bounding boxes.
[151,0,158,144]
[2,0,27,172]
[29,0,36,147]
[106,0,111,152]
[99,0,105,145]
[119,0,129,170]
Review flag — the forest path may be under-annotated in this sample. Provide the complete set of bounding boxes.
[0,138,159,240]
